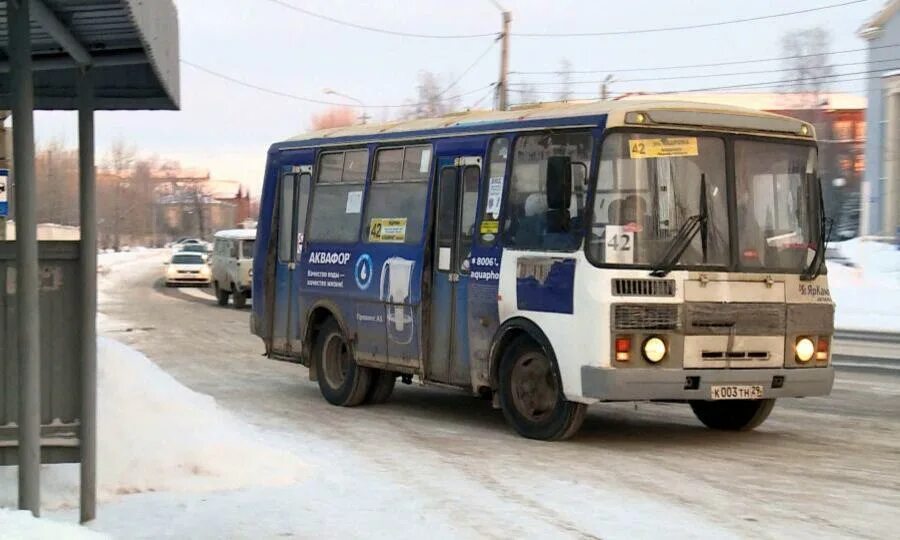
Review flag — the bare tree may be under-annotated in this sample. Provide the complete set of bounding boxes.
[781,27,833,106]
[781,26,838,214]
[35,139,79,225]
[401,71,462,119]
[514,79,538,106]
[557,58,573,102]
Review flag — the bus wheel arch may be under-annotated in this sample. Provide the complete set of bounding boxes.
[304,301,352,382]
[489,318,586,440]
[489,318,556,391]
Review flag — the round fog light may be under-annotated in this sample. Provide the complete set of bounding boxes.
[795,337,815,363]
[642,337,667,363]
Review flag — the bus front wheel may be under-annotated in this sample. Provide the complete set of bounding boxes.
[689,399,775,431]
[498,337,586,441]
[314,318,372,407]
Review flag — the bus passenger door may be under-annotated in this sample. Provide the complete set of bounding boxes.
[272,166,311,356]
[429,157,481,385]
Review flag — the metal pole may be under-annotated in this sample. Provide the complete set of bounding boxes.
[9,0,41,516]
[497,11,511,111]
[77,67,97,524]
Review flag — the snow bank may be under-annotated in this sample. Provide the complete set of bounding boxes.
[828,238,900,331]
[1,338,305,510]
[0,509,106,539]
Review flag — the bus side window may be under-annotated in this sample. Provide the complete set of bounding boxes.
[478,138,509,244]
[277,173,296,262]
[503,131,591,251]
[364,145,431,244]
[308,150,367,243]
[459,165,480,270]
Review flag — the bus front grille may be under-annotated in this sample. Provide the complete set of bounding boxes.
[612,278,676,297]
[613,304,681,330]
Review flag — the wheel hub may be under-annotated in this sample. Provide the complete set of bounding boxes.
[322,334,351,389]
[510,352,558,422]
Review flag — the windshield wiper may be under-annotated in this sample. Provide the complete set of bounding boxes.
[801,176,833,281]
[650,175,709,277]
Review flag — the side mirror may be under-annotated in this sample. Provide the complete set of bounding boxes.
[162,262,169,266]
[546,156,572,211]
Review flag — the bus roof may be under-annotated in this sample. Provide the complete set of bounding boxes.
[214,229,256,240]
[277,99,814,149]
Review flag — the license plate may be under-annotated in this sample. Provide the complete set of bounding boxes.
[710,385,763,400]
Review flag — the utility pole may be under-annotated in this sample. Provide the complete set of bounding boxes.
[497,9,511,111]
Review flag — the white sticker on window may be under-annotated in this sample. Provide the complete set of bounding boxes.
[419,148,432,173]
[486,176,504,218]
[604,225,634,264]
[345,190,362,214]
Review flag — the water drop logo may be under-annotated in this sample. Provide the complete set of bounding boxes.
[355,253,373,290]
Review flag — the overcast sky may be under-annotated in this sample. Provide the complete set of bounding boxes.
[33,0,884,195]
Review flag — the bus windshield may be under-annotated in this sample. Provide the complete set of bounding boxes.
[734,141,818,271]
[588,133,818,273]
[588,133,730,268]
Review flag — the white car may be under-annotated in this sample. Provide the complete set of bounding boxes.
[164,252,211,287]
[210,229,255,308]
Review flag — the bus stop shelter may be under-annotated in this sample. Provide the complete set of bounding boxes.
[0,0,179,521]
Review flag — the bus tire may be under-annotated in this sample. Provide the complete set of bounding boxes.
[231,283,246,309]
[314,318,372,407]
[365,369,397,404]
[214,282,229,306]
[689,399,776,431]
[498,336,586,441]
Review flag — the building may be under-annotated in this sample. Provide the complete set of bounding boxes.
[859,0,900,238]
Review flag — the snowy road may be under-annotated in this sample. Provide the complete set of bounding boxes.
[92,251,900,539]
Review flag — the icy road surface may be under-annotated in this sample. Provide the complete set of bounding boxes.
[87,251,900,539]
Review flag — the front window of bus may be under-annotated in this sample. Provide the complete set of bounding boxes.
[588,133,729,268]
[734,141,818,271]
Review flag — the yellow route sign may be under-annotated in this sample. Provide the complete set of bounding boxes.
[629,137,698,159]
[369,217,407,242]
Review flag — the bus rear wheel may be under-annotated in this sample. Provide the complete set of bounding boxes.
[314,318,371,407]
[498,337,586,441]
[689,399,776,431]
[365,369,397,404]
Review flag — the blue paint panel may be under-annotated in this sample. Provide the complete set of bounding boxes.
[466,244,502,384]
[516,259,575,314]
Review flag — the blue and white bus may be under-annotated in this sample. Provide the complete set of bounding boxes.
[252,101,834,440]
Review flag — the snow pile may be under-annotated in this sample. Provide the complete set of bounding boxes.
[1,338,305,509]
[827,238,900,331]
[0,509,106,539]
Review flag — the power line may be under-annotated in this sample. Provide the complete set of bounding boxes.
[509,57,900,87]
[180,59,493,108]
[438,40,498,97]
[469,85,498,109]
[261,0,497,39]
[512,0,867,37]
[541,69,892,98]
[511,43,900,75]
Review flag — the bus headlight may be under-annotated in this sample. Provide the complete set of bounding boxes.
[795,337,815,363]
[642,336,667,363]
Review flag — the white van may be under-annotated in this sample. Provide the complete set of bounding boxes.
[210,229,256,308]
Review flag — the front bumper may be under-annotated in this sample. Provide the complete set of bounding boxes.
[166,277,210,286]
[581,366,834,401]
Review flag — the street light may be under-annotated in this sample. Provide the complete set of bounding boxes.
[323,88,370,125]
